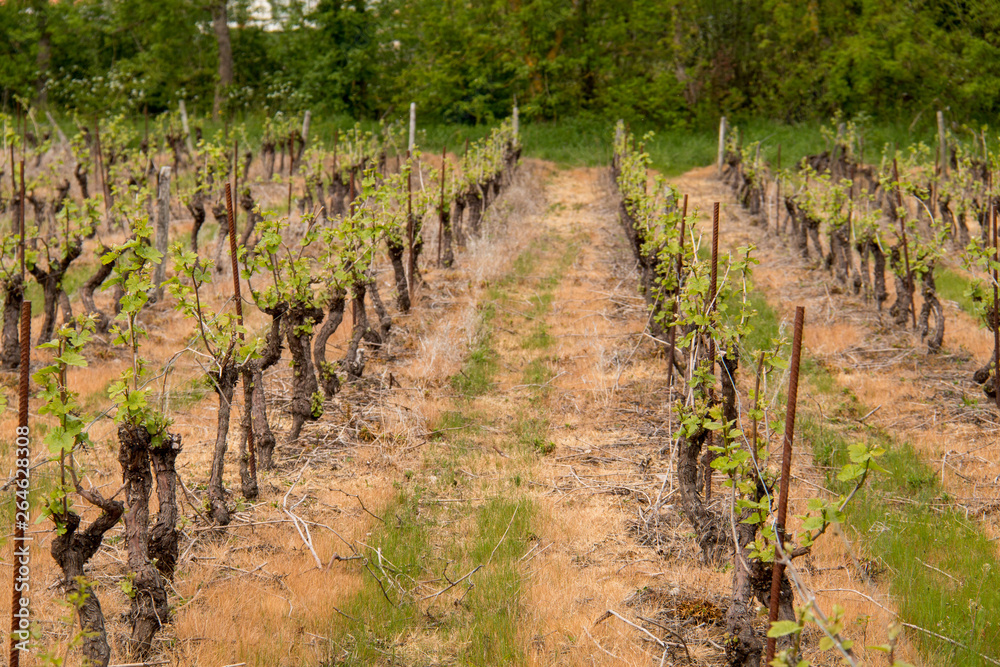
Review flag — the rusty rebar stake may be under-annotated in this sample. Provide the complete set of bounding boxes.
[707,202,720,373]
[438,147,447,267]
[750,350,767,468]
[704,202,720,502]
[765,305,806,663]
[9,300,31,667]
[993,202,999,412]
[19,158,25,279]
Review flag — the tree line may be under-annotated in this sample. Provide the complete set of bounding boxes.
[1,0,999,127]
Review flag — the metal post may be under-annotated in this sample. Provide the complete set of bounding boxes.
[765,305,806,663]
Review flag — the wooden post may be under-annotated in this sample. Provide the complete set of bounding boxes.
[717,116,727,178]
[408,102,416,153]
[937,110,948,178]
[512,103,519,139]
[225,183,256,481]
[153,166,171,298]
[893,157,917,328]
[301,110,311,153]
[406,151,415,297]
[179,99,194,156]
[44,110,67,149]
[94,121,110,210]
[765,305,806,663]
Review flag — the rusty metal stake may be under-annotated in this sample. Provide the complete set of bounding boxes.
[765,305,806,663]
[225,183,256,482]
[707,202,720,371]
[665,193,688,389]
[9,299,31,667]
[8,146,15,231]
[438,147,447,267]
[94,120,110,210]
[775,144,782,230]
[19,158,25,278]
[704,202,720,502]
[233,138,239,230]
[750,349,767,469]
[993,201,999,412]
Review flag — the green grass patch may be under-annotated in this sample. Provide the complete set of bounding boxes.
[463,497,533,664]
[511,116,940,176]
[526,292,554,319]
[936,267,977,315]
[429,409,482,441]
[452,302,499,397]
[507,246,541,284]
[521,358,555,389]
[452,342,498,397]
[522,322,554,350]
[735,290,783,357]
[338,490,430,663]
[512,414,553,455]
[801,414,1000,665]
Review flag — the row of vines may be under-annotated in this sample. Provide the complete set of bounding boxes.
[1,108,520,665]
[611,122,894,667]
[725,117,1000,393]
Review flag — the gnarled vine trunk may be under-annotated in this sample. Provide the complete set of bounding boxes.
[314,291,346,399]
[50,493,123,667]
[1,274,24,370]
[31,238,83,343]
[117,423,170,659]
[207,361,238,525]
[149,433,181,579]
[386,235,410,312]
[285,303,324,444]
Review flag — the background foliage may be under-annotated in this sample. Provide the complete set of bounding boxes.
[2,0,999,128]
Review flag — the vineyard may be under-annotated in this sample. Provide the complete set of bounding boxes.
[1,106,1000,667]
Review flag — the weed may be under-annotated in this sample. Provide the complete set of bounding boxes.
[522,323,555,349]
